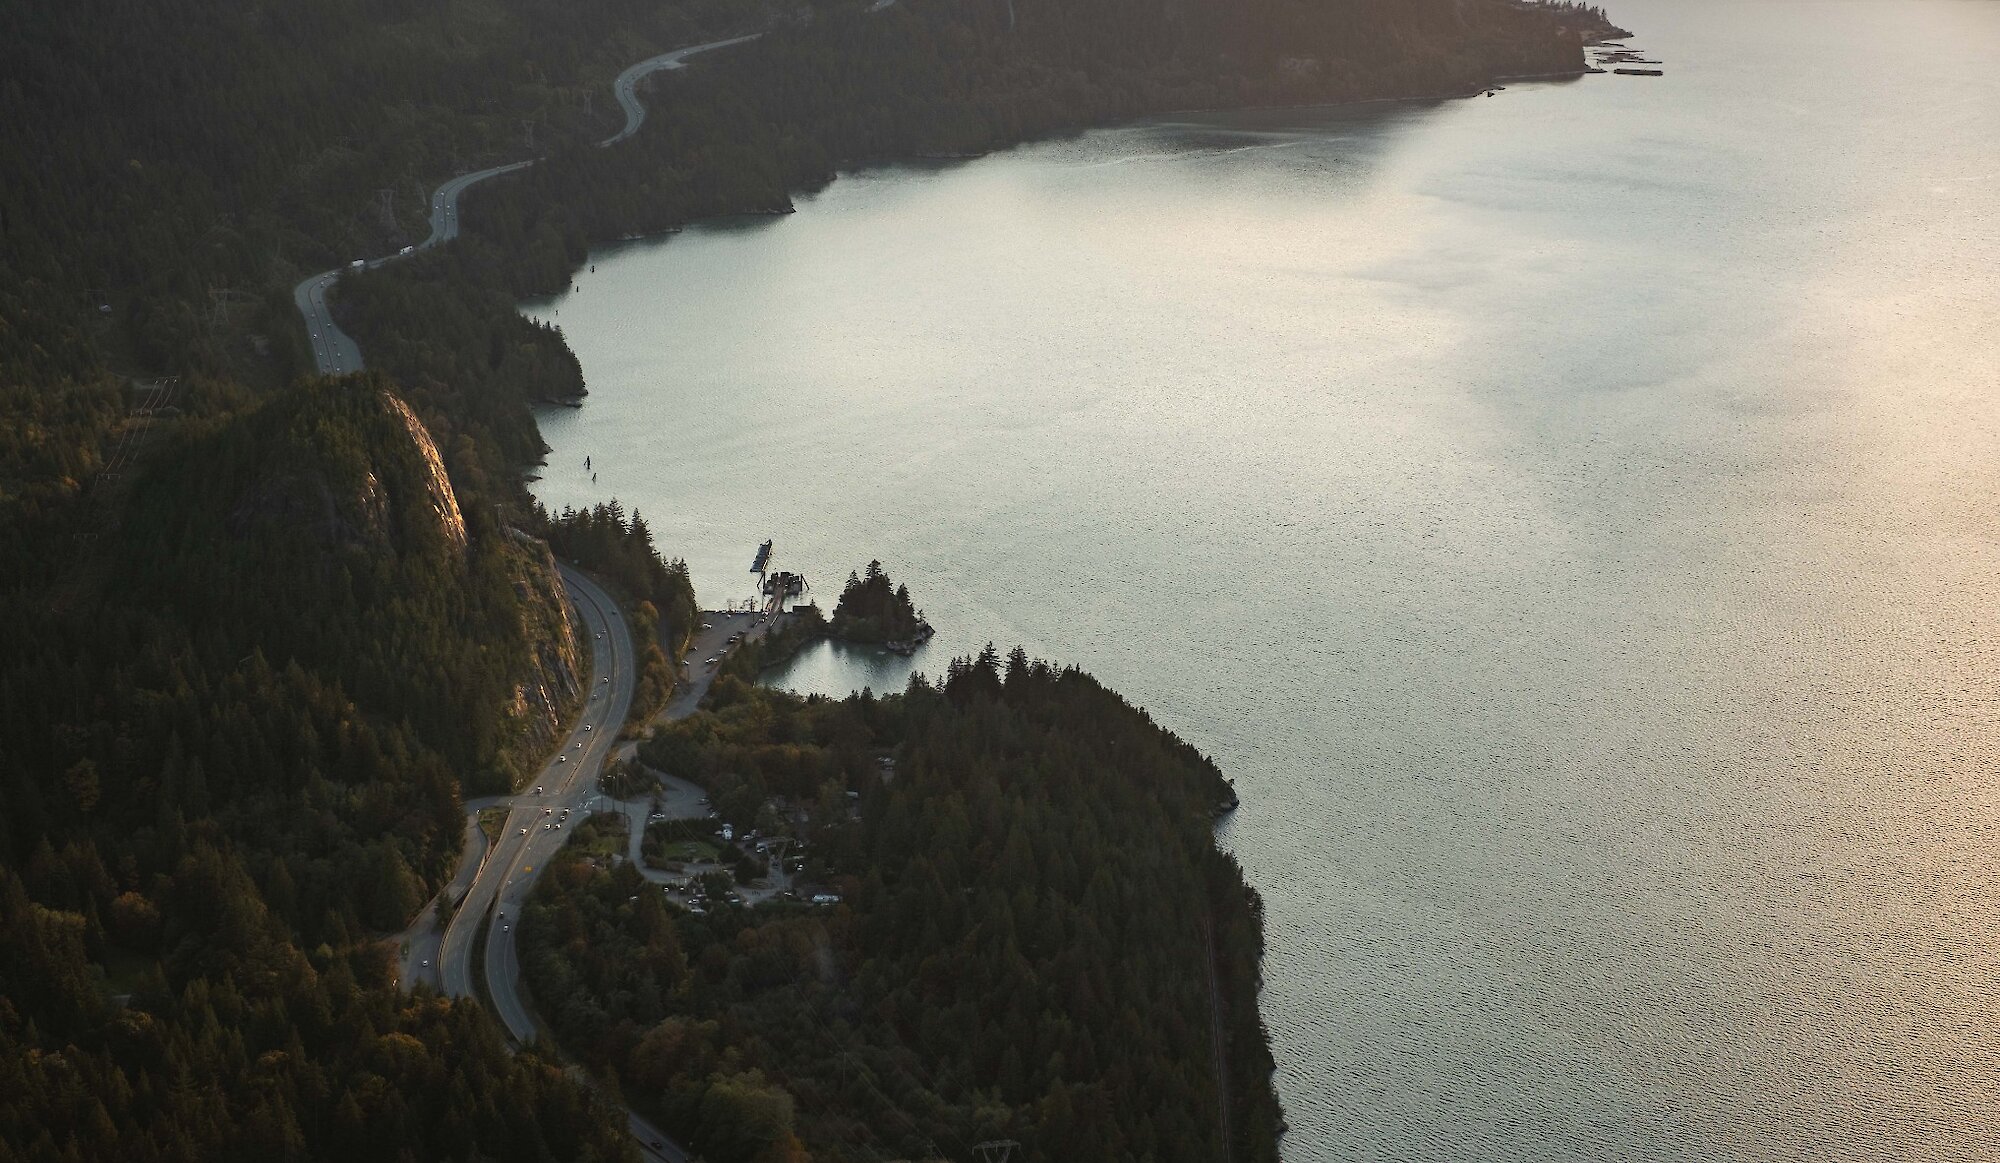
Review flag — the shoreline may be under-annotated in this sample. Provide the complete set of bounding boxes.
[521,54,1615,334]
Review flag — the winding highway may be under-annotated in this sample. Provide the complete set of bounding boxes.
[478,568,635,1036]
[293,36,757,375]
[293,271,365,375]
[604,36,762,146]
[288,21,850,1161]
[436,563,633,1004]
[429,561,742,1163]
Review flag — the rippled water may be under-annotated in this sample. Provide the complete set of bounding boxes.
[528,1,2000,1156]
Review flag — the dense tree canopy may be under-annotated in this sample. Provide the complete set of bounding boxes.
[532,653,1276,1163]
[830,561,926,644]
[0,0,1611,1154]
[0,378,634,1160]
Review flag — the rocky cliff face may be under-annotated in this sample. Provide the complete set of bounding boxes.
[223,382,468,564]
[378,391,467,554]
[501,531,582,764]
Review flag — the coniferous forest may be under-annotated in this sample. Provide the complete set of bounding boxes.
[830,561,927,644]
[0,0,1607,1158]
[534,655,1275,1163]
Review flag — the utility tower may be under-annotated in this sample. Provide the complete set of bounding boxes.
[206,287,251,331]
[376,187,397,231]
[973,1142,1020,1163]
[521,118,536,151]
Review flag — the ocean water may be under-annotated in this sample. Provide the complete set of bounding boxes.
[527,1,2000,1157]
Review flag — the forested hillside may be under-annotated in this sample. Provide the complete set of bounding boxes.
[527,654,1276,1163]
[0,0,1608,1155]
[537,499,703,724]
[0,379,635,1160]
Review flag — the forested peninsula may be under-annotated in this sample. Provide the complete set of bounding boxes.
[541,657,1275,1161]
[2,0,1613,1158]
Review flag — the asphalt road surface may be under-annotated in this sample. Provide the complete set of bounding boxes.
[425,159,535,246]
[603,35,762,146]
[481,567,635,1040]
[294,33,757,375]
[437,563,633,1005]
[292,270,366,375]
[395,811,486,990]
[280,22,855,1158]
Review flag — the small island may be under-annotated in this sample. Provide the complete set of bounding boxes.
[830,560,935,654]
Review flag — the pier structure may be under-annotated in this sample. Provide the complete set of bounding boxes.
[750,539,807,615]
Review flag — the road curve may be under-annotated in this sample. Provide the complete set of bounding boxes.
[603,35,762,146]
[395,811,487,990]
[291,19,859,1156]
[290,158,534,376]
[425,159,536,247]
[292,270,366,375]
[294,33,757,375]
[437,562,633,1003]
[480,566,636,1041]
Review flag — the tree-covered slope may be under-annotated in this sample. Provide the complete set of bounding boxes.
[0,0,1620,1155]
[526,653,1275,1162]
[0,378,625,1161]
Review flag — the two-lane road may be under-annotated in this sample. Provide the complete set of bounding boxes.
[603,35,762,146]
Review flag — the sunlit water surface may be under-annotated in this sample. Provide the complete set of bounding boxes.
[529,2,2000,1156]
